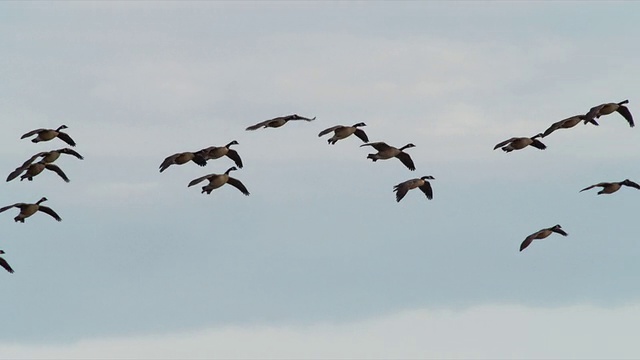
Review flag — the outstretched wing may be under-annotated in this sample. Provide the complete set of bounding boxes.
[246,119,272,131]
[226,177,250,196]
[0,257,14,273]
[0,203,21,214]
[225,149,243,168]
[493,138,515,150]
[520,235,535,252]
[623,180,640,190]
[20,128,45,139]
[159,154,179,172]
[192,154,207,167]
[396,152,416,171]
[552,227,569,236]
[354,129,369,143]
[56,132,76,147]
[360,142,392,151]
[318,125,343,137]
[59,148,84,160]
[45,164,70,182]
[542,117,573,137]
[5,153,44,182]
[529,139,547,150]
[579,183,606,192]
[616,106,634,127]
[393,181,410,202]
[188,174,214,187]
[419,182,433,200]
[37,205,62,221]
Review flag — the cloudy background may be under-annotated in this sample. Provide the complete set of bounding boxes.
[1,2,640,358]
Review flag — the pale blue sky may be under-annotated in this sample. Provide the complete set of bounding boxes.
[2,2,640,358]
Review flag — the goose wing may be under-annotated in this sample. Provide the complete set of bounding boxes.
[159,154,179,172]
[37,205,62,221]
[20,128,45,139]
[354,129,369,143]
[585,104,605,123]
[360,142,392,151]
[59,148,84,160]
[56,132,76,146]
[318,125,343,137]
[520,234,537,252]
[191,154,207,167]
[225,149,243,168]
[616,105,634,127]
[579,183,607,192]
[0,203,22,214]
[542,117,574,137]
[529,139,547,150]
[493,138,516,150]
[396,152,416,171]
[6,153,43,182]
[45,164,70,182]
[623,180,640,190]
[419,181,433,200]
[188,174,214,187]
[552,227,569,236]
[0,257,14,273]
[393,181,411,202]
[226,177,250,195]
[245,119,272,131]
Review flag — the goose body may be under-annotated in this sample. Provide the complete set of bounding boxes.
[584,100,634,127]
[580,179,640,195]
[7,161,70,182]
[393,176,435,202]
[0,197,62,223]
[542,115,597,138]
[246,114,316,131]
[188,167,250,195]
[520,225,568,252]
[159,151,207,173]
[318,122,369,144]
[0,250,14,274]
[21,125,76,146]
[493,134,546,152]
[198,140,243,168]
[360,142,416,170]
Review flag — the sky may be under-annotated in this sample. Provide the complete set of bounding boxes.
[1,1,640,358]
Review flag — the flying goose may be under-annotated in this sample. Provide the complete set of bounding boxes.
[493,134,546,152]
[542,115,598,138]
[0,250,14,274]
[197,140,243,168]
[6,148,83,182]
[188,166,250,195]
[520,224,568,252]
[21,125,77,146]
[393,176,435,202]
[580,179,640,195]
[0,197,62,223]
[360,142,416,171]
[159,151,208,173]
[318,123,369,144]
[245,114,316,131]
[584,100,634,127]
[7,161,70,182]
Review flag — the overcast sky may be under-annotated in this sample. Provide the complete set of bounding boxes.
[2,1,640,359]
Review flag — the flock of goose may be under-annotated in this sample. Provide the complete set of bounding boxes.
[0,100,636,273]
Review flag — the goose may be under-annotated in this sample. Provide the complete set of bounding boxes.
[520,224,568,252]
[0,197,62,223]
[493,134,546,152]
[360,142,416,171]
[188,167,250,195]
[393,176,435,202]
[0,250,14,274]
[7,161,70,182]
[580,179,640,195]
[584,100,634,127]
[197,140,243,168]
[159,151,207,173]
[318,123,369,144]
[245,114,316,131]
[6,148,83,182]
[542,115,598,138]
[21,125,76,146]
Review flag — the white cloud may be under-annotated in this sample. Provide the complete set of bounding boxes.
[2,303,640,359]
